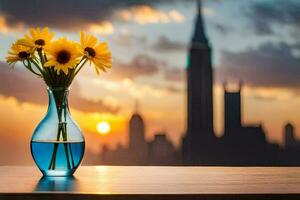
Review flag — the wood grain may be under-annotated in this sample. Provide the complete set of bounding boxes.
[1,166,300,199]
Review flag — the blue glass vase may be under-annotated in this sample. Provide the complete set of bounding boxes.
[31,87,85,176]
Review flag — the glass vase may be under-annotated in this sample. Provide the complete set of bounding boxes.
[31,87,85,176]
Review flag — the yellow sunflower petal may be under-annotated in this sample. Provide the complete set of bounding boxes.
[44,37,81,74]
[44,60,56,67]
[5,42,33,66]
[16,38,35,48]
[19,27,54,50]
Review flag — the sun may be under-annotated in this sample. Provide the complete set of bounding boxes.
[96,121,111,135]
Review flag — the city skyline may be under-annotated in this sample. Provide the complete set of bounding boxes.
[98,84,300,166]
[99,2,300,166]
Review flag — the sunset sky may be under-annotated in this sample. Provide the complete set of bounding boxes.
[1,0,300,164]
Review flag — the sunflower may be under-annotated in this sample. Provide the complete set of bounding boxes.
[79,31,112,74]
[6,43,33,66]
[17,27,54,50]
[44,38,81,75]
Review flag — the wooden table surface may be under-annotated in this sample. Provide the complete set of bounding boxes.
[1,166,300,200]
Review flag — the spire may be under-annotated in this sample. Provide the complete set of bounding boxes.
[223,81,227,92]
[192,0,209,45]
[238,80,243,92]
[134,98,139,113]
[197,0,201,10]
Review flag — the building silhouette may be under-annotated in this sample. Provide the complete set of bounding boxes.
[285,123,296,147]
[181,0,300,166]
[128,102,148,163]
[218,84,279,165]
[148,133,180,165]
[224,83,242,135]
[181,0,280,165]
[182,0,216,165]
[100,103,179,165]
[98,0,300,166]
[279,123,300,165]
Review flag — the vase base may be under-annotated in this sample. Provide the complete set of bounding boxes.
[41,169,76,177]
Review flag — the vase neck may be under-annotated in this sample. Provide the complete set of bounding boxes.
[47,87,70,122]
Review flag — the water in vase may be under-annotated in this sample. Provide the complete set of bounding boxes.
[31,141,85,176]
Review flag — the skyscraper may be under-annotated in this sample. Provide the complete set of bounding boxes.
[129,101,147,157]
[224,83,242,136]
[183,0,215,164]
[285,123,295,147]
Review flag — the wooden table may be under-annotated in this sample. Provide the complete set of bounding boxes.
[1,166,300,199]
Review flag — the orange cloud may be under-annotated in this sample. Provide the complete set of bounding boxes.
[248,87,296,101]
[0,15,24,33]
[202,7,215,16]
[117,5,185,24]
[0,12,114,35]
[0,62,118,114]
[169,10,185,23]
[88,21,114,35]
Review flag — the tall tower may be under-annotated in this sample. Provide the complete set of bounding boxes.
[129,101,146,151]
[285,123,295,147]
[224,83,242,136]
[183,0,215,164]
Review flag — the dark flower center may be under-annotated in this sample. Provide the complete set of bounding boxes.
[18,51,30,59]
[56,50,71,64]
[84,47,96,57]
[35,39,45,46]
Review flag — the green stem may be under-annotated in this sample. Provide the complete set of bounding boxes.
[37,49,54,86]
[47,89,74,171]
[22,60,42,77]
[30,59,51,85]
[69,144,75,167]
[48,105,63,170]
[70,57,88,83]
[63,143,72,169]
[43,53,57,86]
[61,92,73,170]
[37,49,45,65]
